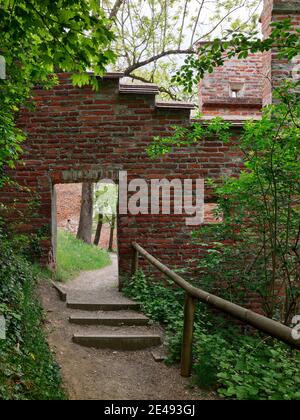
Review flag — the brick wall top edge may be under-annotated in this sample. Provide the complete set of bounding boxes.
[102,72,125,79]
[273,1,300,14]
[156,101,195,110]
[202,98,262,107]
[119,84,159,95]
[192,116,262,125]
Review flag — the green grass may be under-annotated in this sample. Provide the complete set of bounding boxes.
[56,230,111,282]
[31,263,54,281]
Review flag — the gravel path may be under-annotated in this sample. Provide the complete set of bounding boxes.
[38,257,216,400]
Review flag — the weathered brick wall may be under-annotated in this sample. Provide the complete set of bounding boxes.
[56,184,82,230]
[261,0,300,104]
[261,0,273,105]
[0,73,243,282]
[2,0,297,284]
[199,0,300,111]
[199,53,263,117]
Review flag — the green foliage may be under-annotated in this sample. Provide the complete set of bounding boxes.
[0,232,66,400]
[103,0,260,101]
[148,82,300,324]
[0,109,24,186]
[0,0,115,182]
[215,340,300,400]
[147,116,232,158]
[123,270,185,328]
[197,86,299,323]
[174,19,300,92]
[56,229,111,282]
[7,232,42,262]
[124,271,300,400]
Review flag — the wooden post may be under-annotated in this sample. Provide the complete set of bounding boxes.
[131,247,139,277]
[181,293,196,377]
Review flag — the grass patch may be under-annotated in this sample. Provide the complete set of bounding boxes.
[31,263,54,281]
[56,230,111,282]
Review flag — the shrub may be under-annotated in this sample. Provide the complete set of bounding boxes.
[0,232,66,400]
[124,271,300,400]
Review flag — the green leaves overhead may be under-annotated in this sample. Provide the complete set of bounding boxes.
[0,0,115,180]
[102,0,260,101]
[174,19,300,92]
[0,0,115,84]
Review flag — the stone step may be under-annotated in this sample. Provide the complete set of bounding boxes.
[52,281,67,302]
[72,332,162,350]
[67,301,140,311]
[69,312,149,326]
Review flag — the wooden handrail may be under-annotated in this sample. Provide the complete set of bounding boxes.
[131,242,300,377]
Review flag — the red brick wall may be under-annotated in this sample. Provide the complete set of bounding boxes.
[261,0,300,104]
[199,53,263,117]
[56,184,82,229]
[1,73,243,281]
[261,0,273,105]
[199,0,300,112]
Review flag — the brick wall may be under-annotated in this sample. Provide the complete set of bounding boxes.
[0,73,243,282]
[261,0,273,105]
[2,0,298,284]
[199,53,263,117]
[56,184,82,230]
[261,0,300,104]
[199,0,300,112]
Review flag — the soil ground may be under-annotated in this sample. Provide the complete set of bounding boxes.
[38,256,216,400]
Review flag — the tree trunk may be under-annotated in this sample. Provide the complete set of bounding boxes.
[77,182,93,244]
[94,213,103,246]
[108,214,116,252]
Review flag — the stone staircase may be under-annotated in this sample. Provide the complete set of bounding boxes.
[52,280,162,351]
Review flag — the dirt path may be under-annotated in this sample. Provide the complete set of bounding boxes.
[38,257,215,400]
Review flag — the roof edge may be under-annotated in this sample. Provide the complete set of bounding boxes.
[119,83,159,95]
[193,115,262,126]
[156,101,195,110]
[273,1,300,14]
[202,97,262,108]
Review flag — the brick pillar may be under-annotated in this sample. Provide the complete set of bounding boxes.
[261,0,300,105]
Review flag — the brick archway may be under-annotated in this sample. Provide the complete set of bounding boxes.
[1,73,243,281]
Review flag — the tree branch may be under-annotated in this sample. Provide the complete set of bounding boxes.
[109,0,125,20]
[124,48,196,75]
[193,1,248,45]
[178,0,189,49]
[190,0,204,47]
[128,73,179,101]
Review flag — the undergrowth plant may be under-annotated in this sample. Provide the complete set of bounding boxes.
[0,230,66,400]
[124,271,300,400]
[148,82,300,325]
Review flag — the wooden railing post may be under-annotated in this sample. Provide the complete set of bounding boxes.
[131,242,300,358]
[131,246,139,277]
[181,293,196,378]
